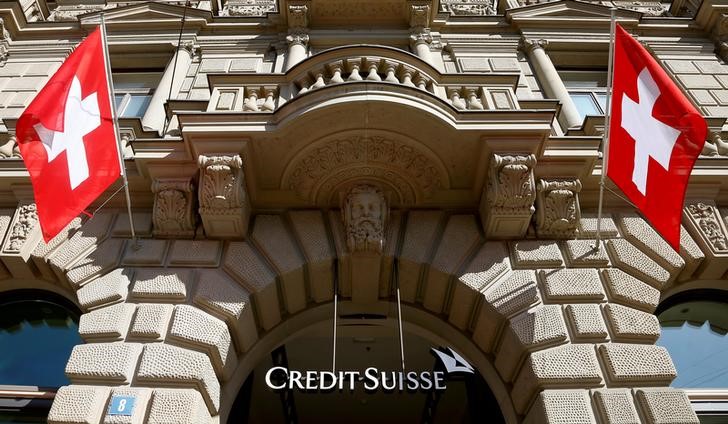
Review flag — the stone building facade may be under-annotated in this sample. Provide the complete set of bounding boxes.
[0,0,726,423]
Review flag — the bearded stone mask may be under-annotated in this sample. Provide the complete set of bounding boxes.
[342,185,388,253]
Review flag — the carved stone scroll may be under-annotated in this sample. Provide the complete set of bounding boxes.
[198,155,249,239]
[535,179,582,239]
[341,184,388,254]
[683,201,728,279]
[152,178,196,238]
[480,154,536,239]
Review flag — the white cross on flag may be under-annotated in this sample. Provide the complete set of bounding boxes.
[608,24,707,250]
[16,28,121,242]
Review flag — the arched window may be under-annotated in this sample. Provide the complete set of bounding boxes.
[0,290,83,422]
[657,290,728,389]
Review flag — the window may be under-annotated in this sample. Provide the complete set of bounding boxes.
[112,72,161,118]
[0,291,82,387]
[657,292,728,389]
[559,70,608,123]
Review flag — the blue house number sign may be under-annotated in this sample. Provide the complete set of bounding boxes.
[108,396,135,416]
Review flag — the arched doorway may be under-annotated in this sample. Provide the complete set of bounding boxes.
[225,302,512,423]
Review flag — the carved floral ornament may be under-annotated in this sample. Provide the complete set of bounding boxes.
[152,178,196,238]
[284,136,447,206]
[535,179,582,239]
[486,154,536,214]
[439,0,496,16]
[4,203,37,253]
[198,155,245,213]
[220,0,277,17]
[341,184,389,254]
[686,202,728,252]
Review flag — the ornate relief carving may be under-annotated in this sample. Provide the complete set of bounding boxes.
[440,0,496,16]
[342,184,388,253]
[409,4,430,28]
[479,154,536,239]
[535,179,582,239]
[288,3,309,28]
[49,4,104,21]
[285,136,446,206]
[313,1,403,20]
[220,0,277,16]
[286,30,310,47]
[152,178,196,238]
[519,38,548,53]
[198,155,249,238]
[686,202,728,252]
[607,1,668,16]
[0,136,20,159]
[3,203,37,253]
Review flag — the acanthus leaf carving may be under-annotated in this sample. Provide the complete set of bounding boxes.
[342,184,388,254]
[152,178,196,238]
[440,0,496,16]
[535,179,582,239]
[479,153,536,239]
[198,154,249,239]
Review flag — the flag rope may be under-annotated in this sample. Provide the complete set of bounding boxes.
[99,13,138,247]
[594,7,618,250]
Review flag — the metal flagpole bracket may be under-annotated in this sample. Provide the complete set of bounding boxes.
[594,7,618,252]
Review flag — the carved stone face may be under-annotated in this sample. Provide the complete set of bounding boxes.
[343,185,387,253]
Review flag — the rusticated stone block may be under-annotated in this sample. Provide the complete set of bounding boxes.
[48,212,114,272]
[136,343,220,414]
[473,270,539,352]
[223,241,280,330]
[288,210,334,303]
[77,269,132,311]
[511,241,564,268]
[598,344,676,385]
[523,390,595,424]
[66,238,125,287]
[635,388,699,424]
[513,344,602,413]
[131,268,193,302]
[111,212,153,237]
[194,269,258,353]
[603,304,660,342]
[169,305,237,380]
[606,239,671,288]
[678,224,705,281]
[167,240,222,267]
[66,342,143,384]
[565,304,608,341]
[617,214,684,275]
[103,387,152,424]
[147,389,212,424]
[398,211,444,302]
[539,268,605,302]
[449,241,510,330]
[32,217,83,281]
[592,389,640,424]
[48,385,110,424]
[562,240,610,267]
[424,215,482,314]
[495,305,568,381]
[79,303,135,341]
[601,269,660,313]
[328,211,352,297]
[579,212,619,238]
[129,303,174,340]
[122,239,168,266]
[251,214,306,314]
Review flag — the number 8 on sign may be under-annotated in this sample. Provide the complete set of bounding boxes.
[108,395,135,416]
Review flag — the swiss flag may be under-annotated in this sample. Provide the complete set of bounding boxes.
[608,24,707,250]
[16,28,121,242]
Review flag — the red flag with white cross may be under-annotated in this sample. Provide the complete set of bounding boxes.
[608,24,707,250]
[16,28,121,242]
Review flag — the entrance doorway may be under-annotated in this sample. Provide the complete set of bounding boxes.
[228,315,506,423]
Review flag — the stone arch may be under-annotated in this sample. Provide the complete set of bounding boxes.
[7,206,705,423]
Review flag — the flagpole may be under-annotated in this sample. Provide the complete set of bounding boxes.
[99,13,138,245]
[595,7,617,250]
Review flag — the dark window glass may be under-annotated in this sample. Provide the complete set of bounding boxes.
[657,299,728,388]
[0,295,82,388]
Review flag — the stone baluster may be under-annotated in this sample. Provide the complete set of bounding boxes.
[310,72,326,89]
[365,59,381,81]
[243,87,259,111]
[383,62,399,83]
[262,87,276,111]
[448,87,467,110]
[347,60,363,81]
[328,61,344,84]
[466,87,484,110]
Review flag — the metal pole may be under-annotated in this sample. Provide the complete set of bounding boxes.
[394,259,405,373]
[332,261,338,373]
[99,14,137,245]
[595,7,617,250]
